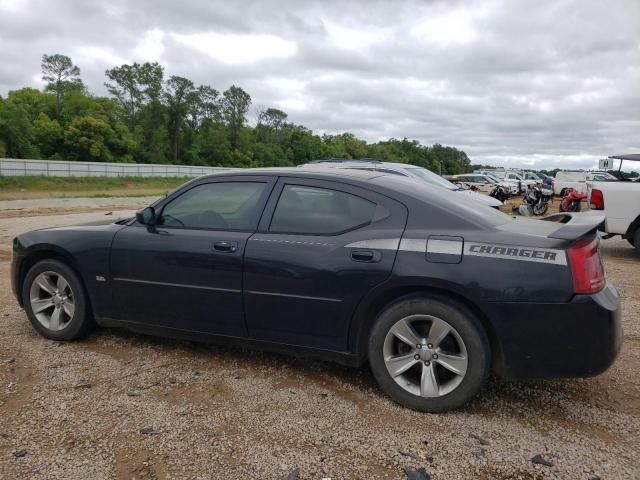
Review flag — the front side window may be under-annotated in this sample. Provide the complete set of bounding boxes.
[270,185,387,235]
[159,182,266,230]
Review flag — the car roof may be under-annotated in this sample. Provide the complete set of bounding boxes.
[304,159,418,172]
[198,167,387,182]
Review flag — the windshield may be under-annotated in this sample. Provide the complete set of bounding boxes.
[406,167,458,190]
[482,175,498,184]
[486,174,501,183]
[488,171,506,179]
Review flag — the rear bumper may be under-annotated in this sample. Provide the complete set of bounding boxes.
[486,281,622,380]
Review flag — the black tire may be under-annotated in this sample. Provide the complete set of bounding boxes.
[368,294,490,413]
[634,229,640,254]
[533,203,549,216]
[22,259,94,341]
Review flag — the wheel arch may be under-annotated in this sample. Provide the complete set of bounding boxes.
[624,213,640,239]
[349,280,504,376]
[17,245,84,307]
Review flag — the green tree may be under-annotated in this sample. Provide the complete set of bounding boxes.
[64,115,134,162]
[163,76,197,163]
[222,85,251,150]
[6,88,56,121]
[0,98,40,158]
[187,85,221,128]
[41,54,83,121]
[104,62,164,130]
[256,107,287,144]
[190,122,231,166]
[33,113,63,158]
[253,143,289,167]
[321,133,367,159]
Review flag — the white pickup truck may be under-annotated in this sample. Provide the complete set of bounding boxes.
[587,180,640,252]
[554,170,618,196]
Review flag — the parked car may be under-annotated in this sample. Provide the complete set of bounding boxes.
[475,169,539,191]
[522,171,544,183]
[588,179,640,252]
[11,168,621,412]
[302,159,503,208]
[448,174,518,195]
[553,171,618,196]
[504,169,544,184]
[476,170,527,193]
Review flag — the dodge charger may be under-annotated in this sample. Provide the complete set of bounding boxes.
[11,169,622,412]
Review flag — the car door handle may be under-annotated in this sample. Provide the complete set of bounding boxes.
[351,249,381,263]
[213,241,238,253]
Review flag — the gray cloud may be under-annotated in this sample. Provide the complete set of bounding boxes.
[1,0,638,169]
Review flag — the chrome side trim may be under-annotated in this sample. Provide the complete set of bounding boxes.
[112,277,240,293]
[344,238,400,250]
[399,238,427,253]
[247,290,342,303]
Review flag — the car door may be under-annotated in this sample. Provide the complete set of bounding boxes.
[109,176,275,335]
[243,177,408,351]
[473,176,490,192]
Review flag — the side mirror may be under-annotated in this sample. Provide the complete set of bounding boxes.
[136,206,156,225]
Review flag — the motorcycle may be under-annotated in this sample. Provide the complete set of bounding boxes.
[489,184,510,203]
[518,185,553,216]
[559,188,587,212]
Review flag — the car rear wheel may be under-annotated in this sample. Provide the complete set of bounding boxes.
[22,259,94,341]
[633,228,640,254]
[368,295,490,412]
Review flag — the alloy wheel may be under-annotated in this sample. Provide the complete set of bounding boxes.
[29,271,75,332]
[383,314,468,397]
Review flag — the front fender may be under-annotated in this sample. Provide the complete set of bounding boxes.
[12,225,124,318]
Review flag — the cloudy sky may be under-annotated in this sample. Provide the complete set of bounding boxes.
[1,0,638,169]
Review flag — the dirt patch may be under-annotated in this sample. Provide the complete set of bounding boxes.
[0,353,37,414]
[114,447,168,480]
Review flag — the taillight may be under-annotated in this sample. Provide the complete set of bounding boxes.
[567,238,605,294]
[590,188,604,210]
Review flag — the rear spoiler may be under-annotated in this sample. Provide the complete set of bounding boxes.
[541,211,605,240]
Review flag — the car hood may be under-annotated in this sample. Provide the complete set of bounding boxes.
[31,217,131,233]
[456,189,502,207]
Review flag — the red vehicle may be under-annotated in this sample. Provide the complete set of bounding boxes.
[560,188,587,212]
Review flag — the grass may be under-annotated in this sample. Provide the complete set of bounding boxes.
[0,176,191,200]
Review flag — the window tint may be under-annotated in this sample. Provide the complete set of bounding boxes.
[270,185,387,235]
[159,182,266,230]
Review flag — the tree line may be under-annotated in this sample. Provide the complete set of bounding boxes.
[0,53,472,174]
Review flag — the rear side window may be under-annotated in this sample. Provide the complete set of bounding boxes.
[159,182,266,230]
[270,185,387,235]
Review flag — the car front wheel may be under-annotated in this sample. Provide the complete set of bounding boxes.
[368,295,490,412]
[22,259,94,341]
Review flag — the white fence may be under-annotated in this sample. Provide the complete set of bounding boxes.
[0,158,233,177]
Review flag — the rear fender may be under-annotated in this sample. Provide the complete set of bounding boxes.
[347,277,504,374]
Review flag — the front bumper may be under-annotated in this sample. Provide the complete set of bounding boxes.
[10,237,24,307]
[485,281,622,380]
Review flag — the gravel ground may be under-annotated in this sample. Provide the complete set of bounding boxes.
[0,199,639,479]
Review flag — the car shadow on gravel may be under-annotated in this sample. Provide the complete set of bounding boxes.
[81,326,380,398]
[78,325,619,419]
